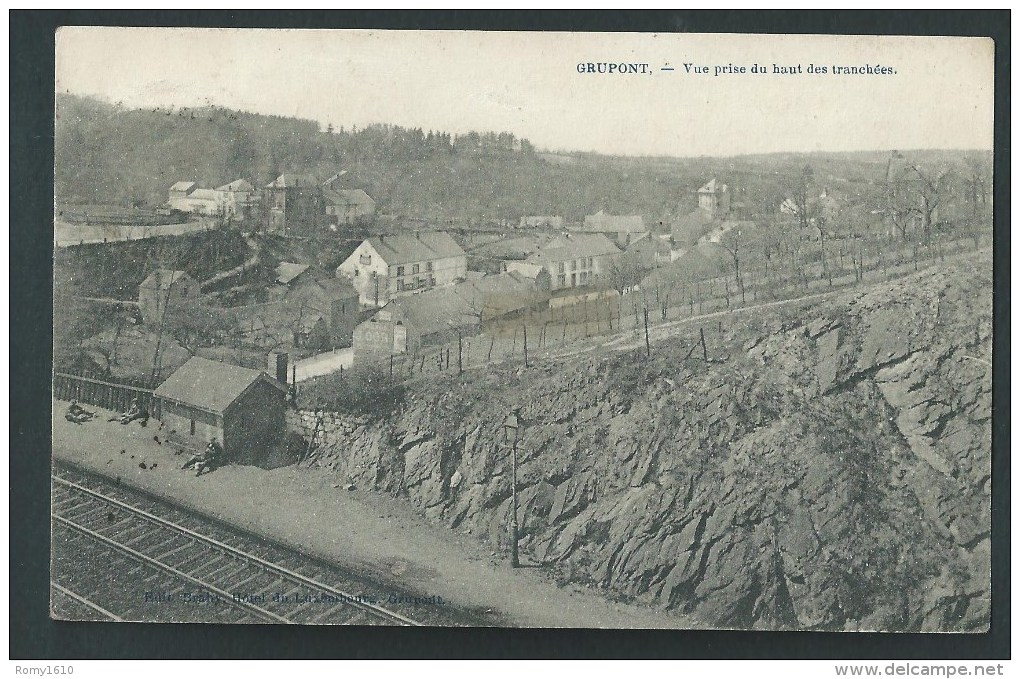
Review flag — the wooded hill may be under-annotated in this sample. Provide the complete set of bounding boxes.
[55,93,987,226]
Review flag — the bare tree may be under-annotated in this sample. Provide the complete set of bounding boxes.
[908,162,954,246]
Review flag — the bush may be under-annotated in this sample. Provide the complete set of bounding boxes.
[296,363,406,415]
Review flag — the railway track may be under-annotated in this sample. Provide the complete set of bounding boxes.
[51,464,477,626]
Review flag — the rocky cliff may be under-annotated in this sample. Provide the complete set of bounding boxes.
[298,253,992,631]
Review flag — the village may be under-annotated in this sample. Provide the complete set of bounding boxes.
[53,147,992,468]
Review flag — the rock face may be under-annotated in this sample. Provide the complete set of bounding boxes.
[299,255,991,631]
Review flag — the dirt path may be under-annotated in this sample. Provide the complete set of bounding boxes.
[51,403,695,629]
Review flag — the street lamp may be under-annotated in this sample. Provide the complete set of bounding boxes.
[502,409,522,568]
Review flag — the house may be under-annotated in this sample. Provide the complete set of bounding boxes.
[215,179,256,219]
[519,215,563,229]
[697,178,731,216]
[153,356,287,464]
[265,173,324,236]
[168,181,221,215]
[257,263,362,347]
[352,271,547,364]
[521,233,622,292]
[137,269,200,325]
[625,232,672,268]
[234,301,332,353]
[336,231,468,307]
[324,188,376,226]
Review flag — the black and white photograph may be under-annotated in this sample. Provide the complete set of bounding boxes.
[48,27,994,632]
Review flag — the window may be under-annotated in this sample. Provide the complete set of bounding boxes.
[354,269,359,277]
[571,259,577,271]
[397,265,405,276]
[558,262,565,274]
[396,280,405,292]
[426,261,434,272]
[557,274,566,287]
[571,273,577,286]
[190,419,196,436]
[587,256,593,268]
[412,263,420,274]
[359,254,372,265]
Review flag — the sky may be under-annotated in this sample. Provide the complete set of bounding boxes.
[55,28,994,158]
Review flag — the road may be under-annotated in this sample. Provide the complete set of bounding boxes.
[294,347,353,382]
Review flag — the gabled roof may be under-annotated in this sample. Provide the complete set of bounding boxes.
[266,173,319,189]
[324,188,375,207]
[154,356,285,415]
[526,233,622,265]
[275,262,311,285]
[698,178,727,194]
[364,232,466,266]
[170,181,196,193]
[216,179,254,192]
[671,209,716,247]
[382,271,544,335]
[140,269,192,290]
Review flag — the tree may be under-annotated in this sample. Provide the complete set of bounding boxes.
[907,163,954,246]
[603,252,649,295]
[716,227,746,303]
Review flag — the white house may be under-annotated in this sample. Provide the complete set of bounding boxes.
[336,231,468,307]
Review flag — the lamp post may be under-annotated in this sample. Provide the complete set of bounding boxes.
[502,409,522,568]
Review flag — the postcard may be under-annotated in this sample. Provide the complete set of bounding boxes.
[51,27,993,631]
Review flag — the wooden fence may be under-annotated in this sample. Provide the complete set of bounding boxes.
[53,372,160,418]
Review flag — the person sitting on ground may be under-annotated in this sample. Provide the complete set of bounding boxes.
[181,438,224,477]
[65,401,94,424]
[117,397,149,426]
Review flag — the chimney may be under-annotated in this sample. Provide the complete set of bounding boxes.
[268,351,288,384]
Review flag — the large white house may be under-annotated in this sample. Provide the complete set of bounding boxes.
[336,231,468,307]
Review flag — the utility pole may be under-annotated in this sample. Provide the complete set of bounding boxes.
[643,306,650,358]
[502,410,522,569]
[523,324,529,368]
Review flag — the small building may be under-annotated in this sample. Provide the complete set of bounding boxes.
[519,215,564,229]
[138,269,200,325]
[336,231,468,307]
[153,356,288,464]
[324,188,376,226]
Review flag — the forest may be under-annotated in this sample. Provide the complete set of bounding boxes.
[56,93,988,228]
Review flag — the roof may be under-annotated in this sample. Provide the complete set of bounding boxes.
[266,173,320,189]
[671,209,716,247]
[170,181,197,193]
[154,356,284,414]
[698,178,727,194]
[329,188,375,207]
[382,271,545,335]
[216,179,254,192]
[275,262,311,285]
[526,233,622,266]
[364,232,466,266]
[140,269,192,290]
[583,211,645,231]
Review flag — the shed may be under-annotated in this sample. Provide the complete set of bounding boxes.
[154,357,288,464]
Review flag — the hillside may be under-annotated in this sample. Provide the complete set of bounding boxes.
[55,94,981,226]
[294,251,992,631]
